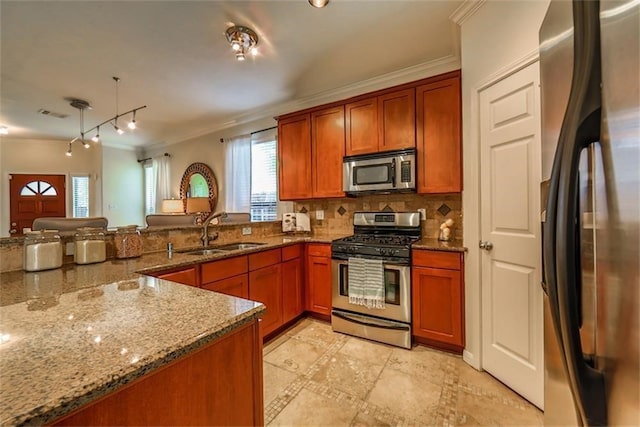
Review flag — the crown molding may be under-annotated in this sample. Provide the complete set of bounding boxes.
[449,0,486,26]
[156,54,461,148]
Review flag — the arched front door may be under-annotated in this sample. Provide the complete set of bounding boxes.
[9,174,66,235]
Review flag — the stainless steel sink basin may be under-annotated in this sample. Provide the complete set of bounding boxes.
[214,242,267,251]
[182,248,226,256]
[180,242,266,255]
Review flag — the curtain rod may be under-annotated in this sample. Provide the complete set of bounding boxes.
[137,152,170,163]
[250,126,277,135]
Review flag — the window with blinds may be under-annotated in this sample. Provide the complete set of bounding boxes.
[71,175,89,218]
[144,163,155,215]
[250,132,277,221]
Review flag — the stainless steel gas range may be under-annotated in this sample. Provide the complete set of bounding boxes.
[331,212,421,349]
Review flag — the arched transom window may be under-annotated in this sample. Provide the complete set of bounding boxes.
[19,180,58,196]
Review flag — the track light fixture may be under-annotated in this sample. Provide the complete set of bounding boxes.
[66,142,73,157]
[64,77,146,155]
[225,25,259,61]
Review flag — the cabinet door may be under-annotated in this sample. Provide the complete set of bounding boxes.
[282,257,303,323]
[378,88,416,152]
[278,113,312,200]
[202,273,249,299]
[416,75,462,193]
[306,254,332,316]
[311,106,345,198]
[345,97,379,155]
[249,264,283,336]
[412,266,463,347]
[156,267,199,287]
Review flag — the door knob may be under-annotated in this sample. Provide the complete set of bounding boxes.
[9,229,17,234]
[479,240,494,251]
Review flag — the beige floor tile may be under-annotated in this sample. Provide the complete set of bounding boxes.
[367,366,441,424]
[456,388,543,426]
[292,319,339,346]
[455,359,521,401]
[269,388,360,426]
[339,336,394,365]
[284,317,315,337]
[350,411,391,427]
[264,332,291,356]
[264,335,327,375]
[263,361,300,406]
[311,352,385,399]
[386,344,451,384]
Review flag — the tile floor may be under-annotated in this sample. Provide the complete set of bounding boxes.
[263,318,543,426]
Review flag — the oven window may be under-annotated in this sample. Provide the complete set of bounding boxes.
[339,264,401,305]
[353,164,392,186]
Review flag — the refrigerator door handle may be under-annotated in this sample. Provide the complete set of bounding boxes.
[552,1,606,425]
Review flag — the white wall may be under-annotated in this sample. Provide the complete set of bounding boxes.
[460,0,550,369]
[102,146,144,227]
[0,137,102,236]
[144,116,277,213]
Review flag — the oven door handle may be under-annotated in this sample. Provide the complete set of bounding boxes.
[332,311,409,331]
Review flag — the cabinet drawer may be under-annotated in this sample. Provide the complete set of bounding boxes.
[201,256,248,284]
[282,244,302,261]
[156,267,199,287]
[306,243,331,257]
[248,248,282,271]
[202,273,249,299]
[412,250,461,270]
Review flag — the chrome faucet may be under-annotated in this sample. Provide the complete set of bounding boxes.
[201,211,227,246]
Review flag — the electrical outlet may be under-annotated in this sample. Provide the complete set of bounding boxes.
[316,210,324,220]
[242,227,252,235]
[418,208,426,220]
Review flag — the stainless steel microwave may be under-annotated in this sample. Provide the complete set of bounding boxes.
[343,149,416,195]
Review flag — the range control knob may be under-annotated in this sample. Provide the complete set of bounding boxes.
[379,248,387,255]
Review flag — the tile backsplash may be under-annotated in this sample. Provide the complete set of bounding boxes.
[294,193,462,239]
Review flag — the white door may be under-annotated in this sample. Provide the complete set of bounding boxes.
[479,61,543,409]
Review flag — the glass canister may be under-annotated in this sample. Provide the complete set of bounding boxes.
[23,230,63,272]
[114,225,143,258]
[74,227,106,264]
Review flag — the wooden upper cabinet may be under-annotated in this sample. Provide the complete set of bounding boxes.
[416,74,462,193]
[278,113,312,200]
[311,106,345,198]
[378,88,416,152]
[345,97,379,155]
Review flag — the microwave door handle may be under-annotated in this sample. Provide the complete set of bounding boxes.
[391,158,397,188]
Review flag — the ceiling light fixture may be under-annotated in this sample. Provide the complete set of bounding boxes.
[64,77,146,156]
[308,0,329,8]
[0,126,8,135]
[225,25,259,61]
[66,142,73,157]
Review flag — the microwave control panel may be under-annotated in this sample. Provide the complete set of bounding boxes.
[400,160,412,182]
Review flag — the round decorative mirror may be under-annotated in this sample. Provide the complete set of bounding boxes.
[179,162,218,213]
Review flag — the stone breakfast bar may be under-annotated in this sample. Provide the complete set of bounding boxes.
[0,236,325,426]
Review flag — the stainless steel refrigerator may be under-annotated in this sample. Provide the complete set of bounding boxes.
[540,0,639,425]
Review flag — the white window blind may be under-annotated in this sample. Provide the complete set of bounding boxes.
[71,175,89,218]
[250,131,277,221]
[144,163,155,215]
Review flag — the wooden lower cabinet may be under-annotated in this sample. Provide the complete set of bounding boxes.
[305,244,332,316]
[202,273,249,299]
[151,266,199,287]
[52,321,264,426]
[411,250,464,351]
[249,263,283,337]
[282,257,304,323]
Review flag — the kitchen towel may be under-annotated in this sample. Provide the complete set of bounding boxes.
[348,257,385,309]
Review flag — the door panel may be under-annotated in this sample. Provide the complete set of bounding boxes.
[378,88,415,151]
[345,97,378,155]
[9,174,66,235]
[311,106,345,198]
[479,62,543,408]
[278,114,312,200]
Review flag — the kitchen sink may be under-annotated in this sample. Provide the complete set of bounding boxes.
[180,242,266,256]
[182,248,226,256]
[214,242,267,251]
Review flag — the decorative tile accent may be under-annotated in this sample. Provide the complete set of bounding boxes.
[337,206,346,216]
[382,204,394,212]
[437,203,452,216]
[299,207,308,214]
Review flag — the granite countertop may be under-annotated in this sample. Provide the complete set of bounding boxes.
[0,234,349,425]
[412,238,466,252]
